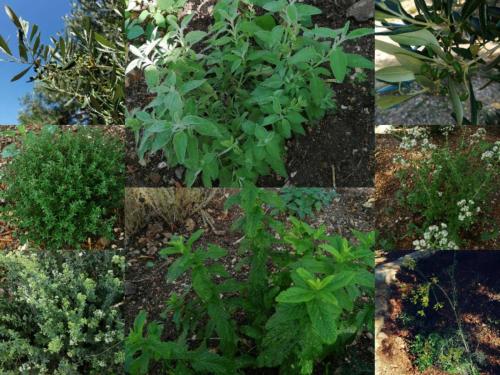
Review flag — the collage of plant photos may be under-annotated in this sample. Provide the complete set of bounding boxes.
[0,0,498,374]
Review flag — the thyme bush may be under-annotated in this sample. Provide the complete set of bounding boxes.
[1,126,124,249]
[0,250,124,374]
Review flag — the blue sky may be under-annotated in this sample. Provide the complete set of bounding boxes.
[0,0,71,124]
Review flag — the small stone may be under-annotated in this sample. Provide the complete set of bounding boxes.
[185,218,196,232]
[158,161,168,169]
[347,0,374,22]
[363,198,375,208]
[175,167,184,180]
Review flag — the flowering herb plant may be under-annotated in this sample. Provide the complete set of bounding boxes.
[391,127,499,249]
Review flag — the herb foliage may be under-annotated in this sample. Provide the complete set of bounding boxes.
[126,0,373,186]
[125,186,375,374]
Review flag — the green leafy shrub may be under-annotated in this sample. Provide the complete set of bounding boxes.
[1,126,124,249]
[393,127,500,249]
[126,0,373,186]
[125,186,375,374]
[279,187,337,218]
[375,0,499,125]
[0,250,124,374]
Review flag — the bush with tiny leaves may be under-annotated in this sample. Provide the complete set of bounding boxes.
[1,126,124,249]
[0,250,124,374]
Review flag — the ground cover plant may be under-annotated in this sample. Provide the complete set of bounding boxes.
[0,0,125,124]
[0,250,124,374]
[0,126,124,250]
[278,187,337,219]
[375,0,500,125]
[124,186,375,374]
[376,251,500,375]
[126,0,374,187]
[376,126,500,250]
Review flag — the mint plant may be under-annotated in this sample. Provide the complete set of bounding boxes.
[375,0,499,125]
[126,0,373,186]
[125,186,375,374]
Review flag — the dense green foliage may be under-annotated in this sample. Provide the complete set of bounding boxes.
[125,186,375,374]
[393,127,499,249]
[0,0,125,124]
[1,126,124,249]
[126,0,373,186]
[375,0,500,125]
[0,250,124,374]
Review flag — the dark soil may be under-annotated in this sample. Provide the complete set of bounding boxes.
[383,251,500,375]
[375,127,500,250]
[125,0,374,188]
[124,188,375,373]
[0,125,126,251]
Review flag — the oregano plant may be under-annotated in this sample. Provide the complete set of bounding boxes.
[125,186,375,374]
[126,0,373,186]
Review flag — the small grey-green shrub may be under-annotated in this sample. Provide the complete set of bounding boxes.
[0,250,124,374]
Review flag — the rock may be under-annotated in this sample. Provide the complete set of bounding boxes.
[185,218,196,232]
[157,161,167,169]
[347,0,374,22]
[363,198,376,208]
[175,167,184,180]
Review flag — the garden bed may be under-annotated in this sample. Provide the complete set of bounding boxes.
[375,127,500,250]
[125,0,375,188]
[124,187,375,373]
[376,251,500,375]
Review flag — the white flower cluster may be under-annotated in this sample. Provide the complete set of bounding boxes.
[481,141,500,168]
[413,223,459,250]
[470,128,486,144]
[399,127,436,151]
[457,199,480,222]
[440,125,454,137]
[392,154,409,166]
